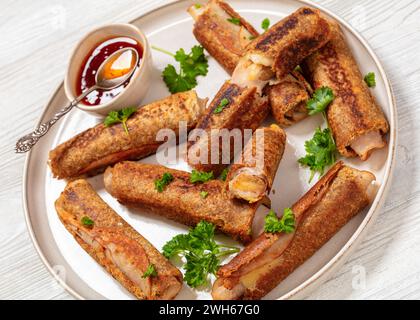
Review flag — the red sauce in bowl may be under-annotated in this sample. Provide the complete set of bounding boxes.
[76,37,143,106]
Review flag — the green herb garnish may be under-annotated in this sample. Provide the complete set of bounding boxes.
[190,170,214,183]
[306,87,335,116]
[104,107,137,134]
[194,3,202,9]
[153,45,209,94]
[227,17,241,25]
[261,18,270,32]
[219,168,229,181]
[248,35,256,40]
[154,172,174,192]
[214,98,230,114]
[162,221,239,288]
[142,264,157,278]
[364,72,376,88]
[199,191,209,199]
[81,216,94,228]
[294,65,303,73]
[298,127,336,182]
[264,208,295,234]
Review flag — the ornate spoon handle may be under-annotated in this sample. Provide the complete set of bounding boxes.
[15,86,97,153]
[15,101,76,153]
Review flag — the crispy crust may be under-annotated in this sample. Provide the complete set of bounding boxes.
[214,162,376,299]
[248,7,331,79]
[225,125,286,201]
[55,179,183,300]
[303,21,389,158]
[191,0,259,74]
[104,161,262,243]
[49,91,206,179]
[187,82,269,175]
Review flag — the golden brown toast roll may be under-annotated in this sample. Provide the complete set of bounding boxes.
[187,82,269,176]
[49,90,206,179]
[225,125,286,203]
[55,179,183,300]
[303,21,389,160]
[188,0,259,74]
[246,7,331,79]
[104,161,263,243]
[212,161,377,300]
[266,72,312,127]
[188,0,313,127]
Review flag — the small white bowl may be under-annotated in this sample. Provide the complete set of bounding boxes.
[64,23,152,116]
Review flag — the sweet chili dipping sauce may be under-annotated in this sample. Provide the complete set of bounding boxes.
[77,37,143,106]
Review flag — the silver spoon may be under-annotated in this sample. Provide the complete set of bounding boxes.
[15,47,139,153]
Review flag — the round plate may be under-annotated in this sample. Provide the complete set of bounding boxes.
[23,0,397,300]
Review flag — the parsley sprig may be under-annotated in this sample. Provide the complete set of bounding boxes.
[154,172,174,192]
[214,98,230,114]
[300,86,337,182]
[199,191,209,199]
[364,72,376,88]
[81,216,94,228]
[219,168,229,181]
[104,107,137,135]
[261,18,270,32]
[306,87,334,116]
[162,221,239,288]
[190,170,214,183]
[264,208,295,234]
[227,17,241,25]
[142,264,157,278]
[152,45,209,93]
[298,127,336,182]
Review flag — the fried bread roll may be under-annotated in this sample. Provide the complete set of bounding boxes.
[212,161,377,300]
[49,90,206,179]
[188,0,313,127]
[266,71,313,127]
[303,21,389,160]
[55,179,183,300]
[104,161,263,243]
[236,7,331,82]
[225,125,286,203]
[188,0,259,74]
[187,82,269,176]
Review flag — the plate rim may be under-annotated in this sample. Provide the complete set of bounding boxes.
[22,0,398,300]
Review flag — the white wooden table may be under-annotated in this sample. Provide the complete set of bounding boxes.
[1,0,419,300]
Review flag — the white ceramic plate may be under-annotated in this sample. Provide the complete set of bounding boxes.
[23,0,397,300]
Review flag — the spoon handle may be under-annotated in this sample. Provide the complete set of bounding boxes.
[15,86,97,153]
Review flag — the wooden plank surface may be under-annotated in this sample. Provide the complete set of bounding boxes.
[0,0,419,299]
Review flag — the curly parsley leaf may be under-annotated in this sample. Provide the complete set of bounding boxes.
[261,18,270,32]
[364,72,376,88]
[154,172,174,192]
[298,127,336,182]
[306,87,335,116]
[142,264,157,278]
[162,221,239,288]
[264,208,295,234]
[214,98,230,114]
[175,46,208,79]
[104,107,137,134]
[81,216,94,228]
[227,17,241,25]
[154,45,209,94]
[162,64,196,94]
[199,191,209,199]
[219,168,229,181]
[190,170,214,184]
